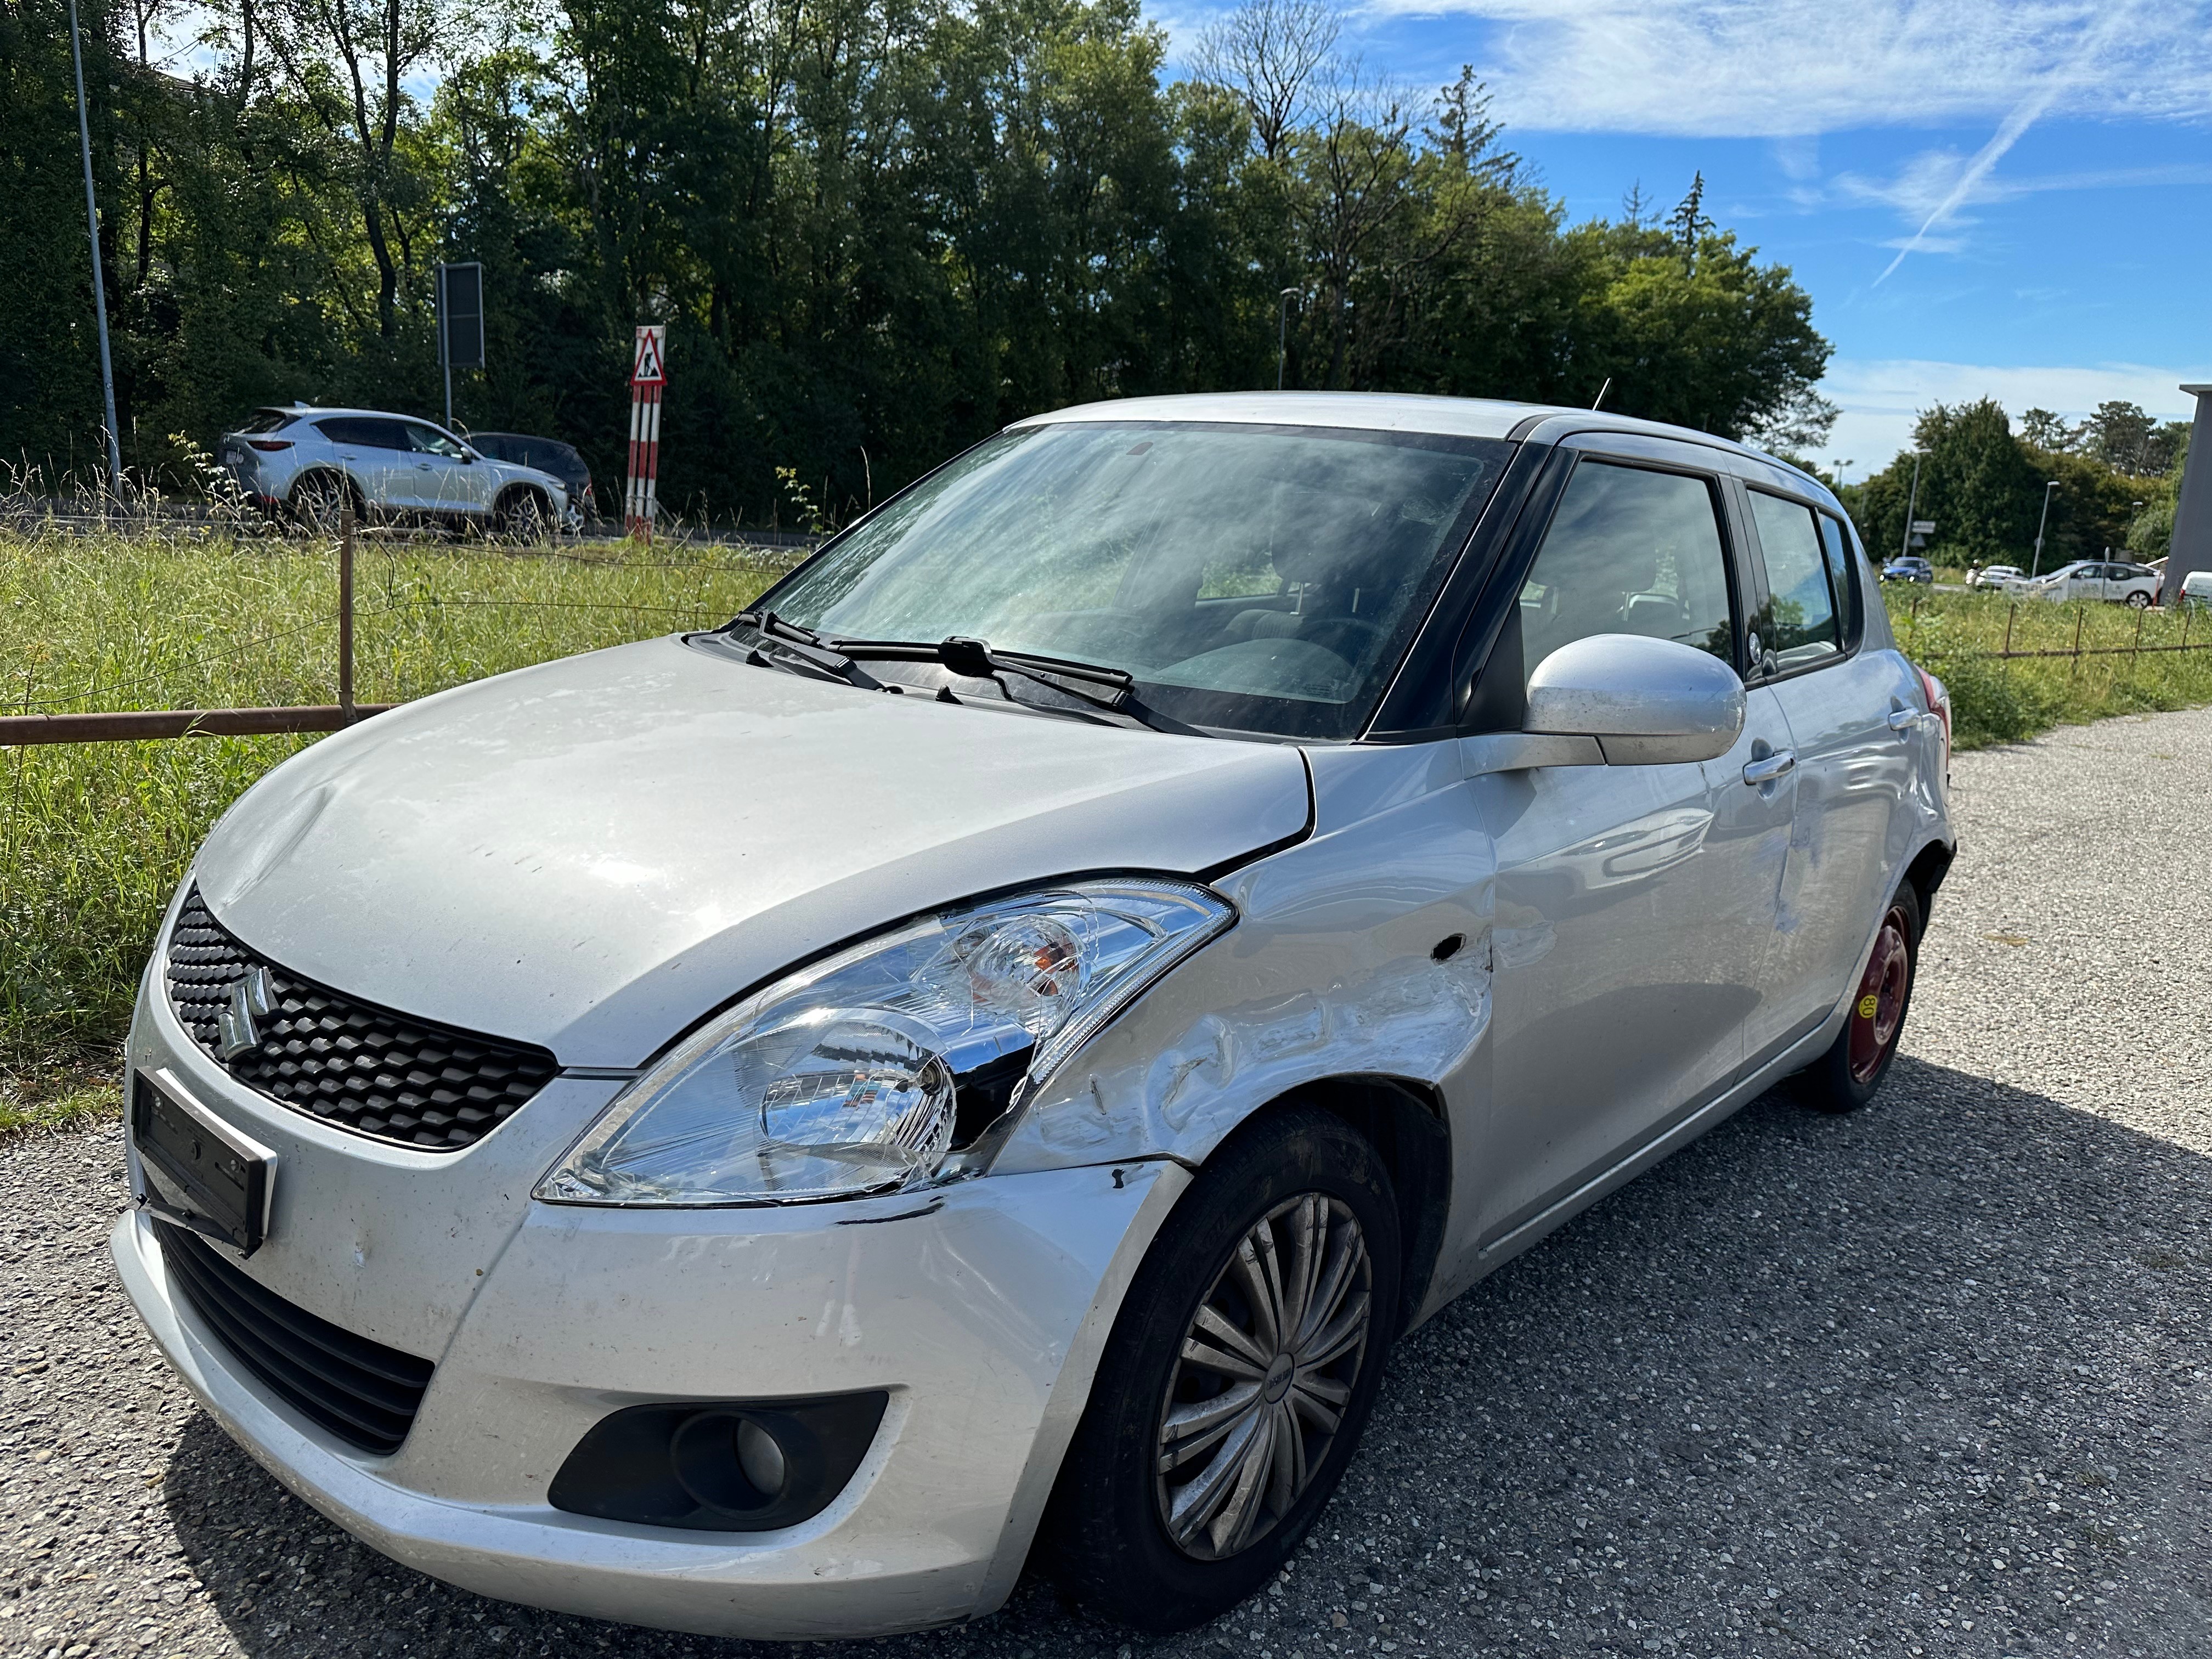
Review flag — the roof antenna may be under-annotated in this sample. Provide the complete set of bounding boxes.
[1591,377,1611,411]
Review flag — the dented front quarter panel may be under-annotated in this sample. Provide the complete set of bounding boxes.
[991,741,1499,1305]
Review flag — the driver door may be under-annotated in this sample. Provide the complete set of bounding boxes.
[402,422,494,521]
[1469,447,1795,1255]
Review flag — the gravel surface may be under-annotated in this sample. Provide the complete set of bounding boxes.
[7,708,2211,1659]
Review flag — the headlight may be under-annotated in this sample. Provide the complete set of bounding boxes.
[535,881,1233,1206]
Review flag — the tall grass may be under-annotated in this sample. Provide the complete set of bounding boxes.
[1880,587,2212,748]
[1,527,797,1083]
[4,533,2210,1108]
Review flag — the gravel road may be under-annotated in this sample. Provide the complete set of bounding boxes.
[7,708,2211,1659]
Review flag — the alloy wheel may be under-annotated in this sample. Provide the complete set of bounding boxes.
[1154,1193,1372,1561]
[1847,901,1913,1084]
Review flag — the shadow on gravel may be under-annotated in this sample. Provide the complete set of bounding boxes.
[154,1056,2212,1658]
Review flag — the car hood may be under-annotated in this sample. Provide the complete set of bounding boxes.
[189,636,1312,1066]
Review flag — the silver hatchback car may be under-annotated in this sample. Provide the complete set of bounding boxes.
[219,405,578,535]
[117,393,1955,1639]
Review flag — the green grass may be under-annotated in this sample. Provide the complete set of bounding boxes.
[1,526,797,1096]
[1880,586,2212,748]
[2,529,2208,1121]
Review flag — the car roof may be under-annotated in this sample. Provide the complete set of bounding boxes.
[1014,392,1821,486]
[244,405,448,426]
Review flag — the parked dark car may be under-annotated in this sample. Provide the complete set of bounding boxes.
[1881,556,1934,584]
[466,433,594,518]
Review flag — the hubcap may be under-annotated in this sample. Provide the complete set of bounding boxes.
[1847,903,1912,1084]
[1154,1193,1372,1562]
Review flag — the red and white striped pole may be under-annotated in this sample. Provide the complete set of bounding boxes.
[624,324,667,542]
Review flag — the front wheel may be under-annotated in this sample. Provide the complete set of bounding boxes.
[1793,882,1922,1113]
[1036,1106,1401,1631]
[494,488,551,543]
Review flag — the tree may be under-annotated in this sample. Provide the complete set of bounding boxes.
[1189,0,1335,164]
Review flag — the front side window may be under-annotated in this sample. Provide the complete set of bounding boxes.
[405,423,468,458]
[753,421,1511,740]
[1747,491,1840,670]
[1515,460,1735,681]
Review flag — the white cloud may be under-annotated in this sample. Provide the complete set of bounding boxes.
[1359,0,2212,138]
[1817,358,2209,477]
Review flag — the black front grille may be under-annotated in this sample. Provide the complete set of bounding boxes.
[165,887,560,1150]
[154,1221,433,1455]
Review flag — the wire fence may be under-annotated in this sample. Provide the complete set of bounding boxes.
[1,509,811,745]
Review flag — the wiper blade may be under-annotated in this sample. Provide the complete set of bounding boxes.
[923,636,1210,738]
[727,610,885,691]
[727,616,1209,737]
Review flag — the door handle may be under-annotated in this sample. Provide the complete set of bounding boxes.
[1887,707,1917,732]
[1742,749,1796,786]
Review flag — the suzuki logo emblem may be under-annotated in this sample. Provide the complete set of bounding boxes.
[216,967,278,1060]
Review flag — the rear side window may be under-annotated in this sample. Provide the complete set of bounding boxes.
[1816,514,1861,645]
[1746,491,1840,670]
[1516,460,1735,680]
[316,417,407,449]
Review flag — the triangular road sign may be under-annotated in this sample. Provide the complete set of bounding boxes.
[632,325,667,385]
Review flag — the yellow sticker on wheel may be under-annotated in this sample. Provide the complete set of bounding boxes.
[1857,994,1880,1019]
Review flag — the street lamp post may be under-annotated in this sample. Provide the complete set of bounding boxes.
[2031,480,2060,578]
[67,0,123,503]
[1276,289,1300,391]
[1899,453,1922,565]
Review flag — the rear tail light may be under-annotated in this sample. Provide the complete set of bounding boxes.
[247,439,294,453]
[1915,665,1951,771]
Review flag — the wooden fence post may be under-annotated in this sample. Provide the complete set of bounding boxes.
[2070,605,2085,679]
[339,501,356,725]
[2002,603,2016,658]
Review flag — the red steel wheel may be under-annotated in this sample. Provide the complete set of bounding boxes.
[1793,881,1922,1114]
[1846,901,1914,1085]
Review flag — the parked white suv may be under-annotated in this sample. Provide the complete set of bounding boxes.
[219,405,577,536]
[2009,560,2161,607]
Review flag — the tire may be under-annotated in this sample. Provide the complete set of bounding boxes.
[1793,882,1922,1114]
[494,488,551,543]
[288,472,354,532]
[1036,1105,1401,1632]
[2126,590,2152,610]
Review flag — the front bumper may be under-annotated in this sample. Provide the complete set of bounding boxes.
[114,968,1188,1639]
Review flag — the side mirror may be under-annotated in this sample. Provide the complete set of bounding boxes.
[1524,634,1746,765]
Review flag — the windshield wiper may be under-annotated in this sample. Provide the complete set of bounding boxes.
[726,615,1209,737]
[727,610,886,691]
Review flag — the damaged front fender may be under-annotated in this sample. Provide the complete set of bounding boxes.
[989,743,1496,1212]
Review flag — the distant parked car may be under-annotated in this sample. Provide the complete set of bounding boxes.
[2012,561,2160,608]
[1881,556,1934,583]
[466,432,595,519]
[1966,564,2022,590]
[219,405,578,537]
[2180,570,2212,610]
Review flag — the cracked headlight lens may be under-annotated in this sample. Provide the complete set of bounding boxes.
[535,881,1233,1206]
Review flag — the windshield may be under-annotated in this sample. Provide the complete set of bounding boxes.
[749,420,1511,738]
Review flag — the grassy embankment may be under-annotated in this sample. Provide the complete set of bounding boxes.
[1,527,796,1130]
[3,531,2209,1131]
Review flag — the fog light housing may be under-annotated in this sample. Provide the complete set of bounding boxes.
[548,1392,887,1532]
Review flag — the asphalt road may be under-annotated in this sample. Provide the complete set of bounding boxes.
[7,708,2211,1659]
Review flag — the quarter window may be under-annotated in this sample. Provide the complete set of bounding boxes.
[1517,460,1735,681]
[1816,514,1859,645]
[1747,492,1840,669]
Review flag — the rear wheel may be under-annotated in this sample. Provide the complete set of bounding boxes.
[2126,589,2153,610]
[288,472,353,532]
[1036,1107,1400,1632]
[1793,883,1922,1113]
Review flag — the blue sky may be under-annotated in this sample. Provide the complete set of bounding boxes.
[1161,0,2212,475]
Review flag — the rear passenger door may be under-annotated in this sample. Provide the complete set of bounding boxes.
[1736,486,1922,1068]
